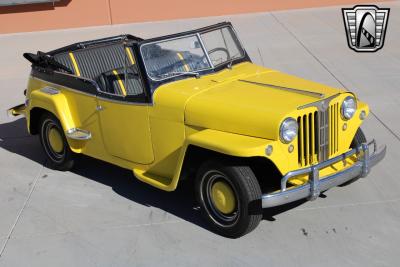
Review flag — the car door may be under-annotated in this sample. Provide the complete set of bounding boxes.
[96,66,154,165]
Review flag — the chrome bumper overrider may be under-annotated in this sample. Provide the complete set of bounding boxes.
[262,140,386,208]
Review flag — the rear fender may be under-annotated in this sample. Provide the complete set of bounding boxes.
[27,89,85,152]
[28,89,76,132]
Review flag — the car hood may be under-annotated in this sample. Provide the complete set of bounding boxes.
[183,63,344,140]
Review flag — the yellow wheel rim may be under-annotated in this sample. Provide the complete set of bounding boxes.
[211,181,236,214]
[48,127,63,153]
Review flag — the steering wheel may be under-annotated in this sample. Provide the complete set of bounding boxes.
[208,47,231,63]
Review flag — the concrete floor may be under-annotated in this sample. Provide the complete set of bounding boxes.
[0,2,399,266]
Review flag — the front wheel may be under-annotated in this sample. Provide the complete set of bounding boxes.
[195,160,262,238]
[39,113,74,171]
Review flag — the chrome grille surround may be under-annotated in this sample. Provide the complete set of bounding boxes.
[297,94,340,167]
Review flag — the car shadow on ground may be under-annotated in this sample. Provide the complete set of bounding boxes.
[0,118,306,235]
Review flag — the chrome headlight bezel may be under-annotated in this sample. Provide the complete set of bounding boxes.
[341,96,357,120]
[280,117,298,144]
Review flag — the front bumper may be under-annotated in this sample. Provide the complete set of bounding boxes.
[262,140,386,208]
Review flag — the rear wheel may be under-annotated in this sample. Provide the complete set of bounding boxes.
[39,113,74,171]
[195,160,262,238]
[340,128,366,186]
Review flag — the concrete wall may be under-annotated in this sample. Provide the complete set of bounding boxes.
[0,0,390,34]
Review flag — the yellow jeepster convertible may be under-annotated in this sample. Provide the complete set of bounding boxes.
[10,22,386,237]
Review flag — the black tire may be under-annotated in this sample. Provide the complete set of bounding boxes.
[195,160,262,238]
[340,128,366,186]
[351,127,367,148]
[39,112,74,171]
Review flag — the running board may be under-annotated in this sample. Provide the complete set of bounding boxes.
[65,128,91,140]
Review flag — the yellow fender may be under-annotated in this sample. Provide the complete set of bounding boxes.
[28,90,76,131]
[134,129,288,191]
[27,89,88,153]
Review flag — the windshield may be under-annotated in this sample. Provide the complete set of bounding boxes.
[140,26,245,81]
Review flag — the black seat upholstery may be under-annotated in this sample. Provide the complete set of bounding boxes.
[53,52,77,75]
[53,42,142,97]
[73,44,131,79]
[97,66,144,97]
[53,43,135,80]
[52,42,205,97]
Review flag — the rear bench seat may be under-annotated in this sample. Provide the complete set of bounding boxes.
[97,67,143,96]
[53,43,142,97]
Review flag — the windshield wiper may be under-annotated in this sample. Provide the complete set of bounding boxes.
[161,71,200,79]
[226,59,234,69]
[225,53,240,69]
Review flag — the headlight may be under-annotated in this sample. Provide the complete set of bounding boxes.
[341,96,357,120]
[280,118,298,143]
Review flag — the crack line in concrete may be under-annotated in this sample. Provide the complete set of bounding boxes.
[257,47,266,67]
[269,12,400,143]
[370,110,400,142]
[0,161,45,258]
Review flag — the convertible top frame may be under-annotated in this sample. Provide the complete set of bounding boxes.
[26,22,251,105]
[47,34,143,56]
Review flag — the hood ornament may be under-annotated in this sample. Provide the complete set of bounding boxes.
[298,93,341,111]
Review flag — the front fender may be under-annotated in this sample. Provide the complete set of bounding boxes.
[185,129,280,158]
[167,129,289,191]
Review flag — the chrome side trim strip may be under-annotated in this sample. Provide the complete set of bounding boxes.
[40,86,60,95]
[238,79,325,99]
[96,95,152,106]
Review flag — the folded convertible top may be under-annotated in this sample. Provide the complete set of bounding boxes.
[47,34,143,56]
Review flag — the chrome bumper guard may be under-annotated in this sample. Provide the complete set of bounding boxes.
[262,140,386,208]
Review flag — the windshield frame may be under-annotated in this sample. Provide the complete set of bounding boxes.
[140,33,213,82]
[138,22,248,83]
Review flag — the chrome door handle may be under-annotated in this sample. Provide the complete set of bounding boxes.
[96,105,104,111]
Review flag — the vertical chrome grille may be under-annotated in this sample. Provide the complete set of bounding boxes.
[318,109,329,162]
[297,103,339,167]
[297,112,318,166]
[329,103,339,156]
